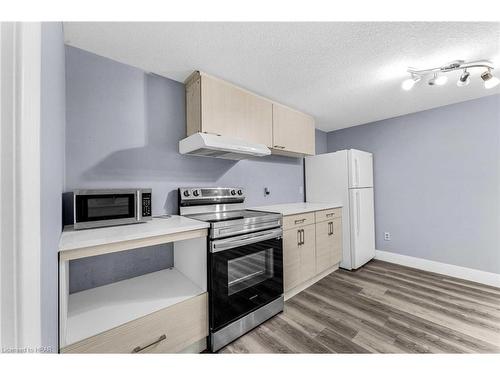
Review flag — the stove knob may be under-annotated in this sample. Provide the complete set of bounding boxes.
[183,190,190,197]
[237,189,243,195]
[193,189,200,197]
[230,189,236,196]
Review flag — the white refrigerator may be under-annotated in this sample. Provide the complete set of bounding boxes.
[305,149,375,270]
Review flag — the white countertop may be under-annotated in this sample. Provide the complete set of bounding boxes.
[250,202,342,216]
[59,215,209,252]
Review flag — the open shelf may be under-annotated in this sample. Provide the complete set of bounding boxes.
[65,268,204,346]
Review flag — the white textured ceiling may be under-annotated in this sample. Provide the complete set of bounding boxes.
[63,22,500,131]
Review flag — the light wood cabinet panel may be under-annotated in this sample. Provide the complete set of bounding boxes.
[315,217,343,274]
[272,103,315,156]
[282,210,343,298]
[331,217,343,265]
[315,207,342,223]
[283,228,301,291]
[315,220,333,274]
[186,72,273,147]
[282,212,315,231]
[61,293,208,354]
[299,224,316,282]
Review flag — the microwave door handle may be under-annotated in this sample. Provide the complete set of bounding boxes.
[136,190,141,221]
[211,228,282,253]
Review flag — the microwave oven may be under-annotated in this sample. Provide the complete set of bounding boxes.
[71,188,152,230]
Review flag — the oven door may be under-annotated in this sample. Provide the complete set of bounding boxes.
[209,228,283,331]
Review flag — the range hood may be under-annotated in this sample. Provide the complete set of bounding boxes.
[179,133,271,160]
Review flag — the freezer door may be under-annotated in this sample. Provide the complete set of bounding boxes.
[349,188,375,269]
[348,149,373,188]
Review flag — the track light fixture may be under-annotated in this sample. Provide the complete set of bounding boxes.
[401,75,421,91]
[428,73,447,86]
[457,69,470,87]
[401,59,498,91]
[481,68,500,89]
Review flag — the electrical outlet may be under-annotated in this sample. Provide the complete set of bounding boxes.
[384,232,391,241]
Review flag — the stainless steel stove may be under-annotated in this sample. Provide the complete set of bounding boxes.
[178,187,284,352]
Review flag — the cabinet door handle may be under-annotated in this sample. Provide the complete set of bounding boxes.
[294,218,306,224]
[301,229,305,245]
[132,334,167,353]
[297,229,301,246]
[328,222,333,236]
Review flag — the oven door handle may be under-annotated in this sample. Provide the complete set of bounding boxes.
[211,228,282,253]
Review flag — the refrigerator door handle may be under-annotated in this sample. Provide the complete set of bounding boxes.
[356,191,361,237]
[354,158,360,187]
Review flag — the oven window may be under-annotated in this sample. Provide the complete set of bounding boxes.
[227,248,274,295]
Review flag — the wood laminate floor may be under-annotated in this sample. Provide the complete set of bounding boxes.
[219,260,500,353]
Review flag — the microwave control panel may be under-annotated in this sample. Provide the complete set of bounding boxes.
[142,193,152,217]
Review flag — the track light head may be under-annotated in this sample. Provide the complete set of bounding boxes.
[457,70,470,87]
[428,73,447,86]
[401,75,421,91]
[481,69,500,89]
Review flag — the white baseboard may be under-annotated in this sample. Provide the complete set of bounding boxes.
[374,250,500,288]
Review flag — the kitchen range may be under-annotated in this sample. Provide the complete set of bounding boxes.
[178,187,284,352]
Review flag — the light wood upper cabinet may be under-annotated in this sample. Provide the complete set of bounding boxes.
[272,103,315,156]
[185,71,316,157]
[186,72,273,147]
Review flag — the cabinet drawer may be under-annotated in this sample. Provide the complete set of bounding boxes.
[315,208,342,223]
[61,293,208,353]
[282,212,315,230]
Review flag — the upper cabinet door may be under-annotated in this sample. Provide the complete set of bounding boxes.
[198,73,273,147]
[272,103,315,156]
[185,71,316,158]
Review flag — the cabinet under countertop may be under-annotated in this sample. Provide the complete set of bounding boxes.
[58,216,210,353]
[251,202,343,300]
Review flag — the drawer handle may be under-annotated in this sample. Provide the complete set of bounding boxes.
[294,218,306,224]
[297,229,305,246]
[132,334,167,353]
[328,222,334,236]
[326,213,335,217]
[274,145,286,149]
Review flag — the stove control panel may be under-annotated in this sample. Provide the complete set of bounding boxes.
[179,187,245,206]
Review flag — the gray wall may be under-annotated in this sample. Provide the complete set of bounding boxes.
[65,46,304,213]
[327,95,500,274]
[69,244,173,293]
[65,46,306,293]
[315,129,328,154]
[40,22,66,352]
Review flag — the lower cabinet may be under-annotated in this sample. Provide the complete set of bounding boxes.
[315,217,342,273]
[283,209,342,297]
[61,293,208,353]
[283,224,316,291]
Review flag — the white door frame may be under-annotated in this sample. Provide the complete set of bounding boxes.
[0,22,42,352]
